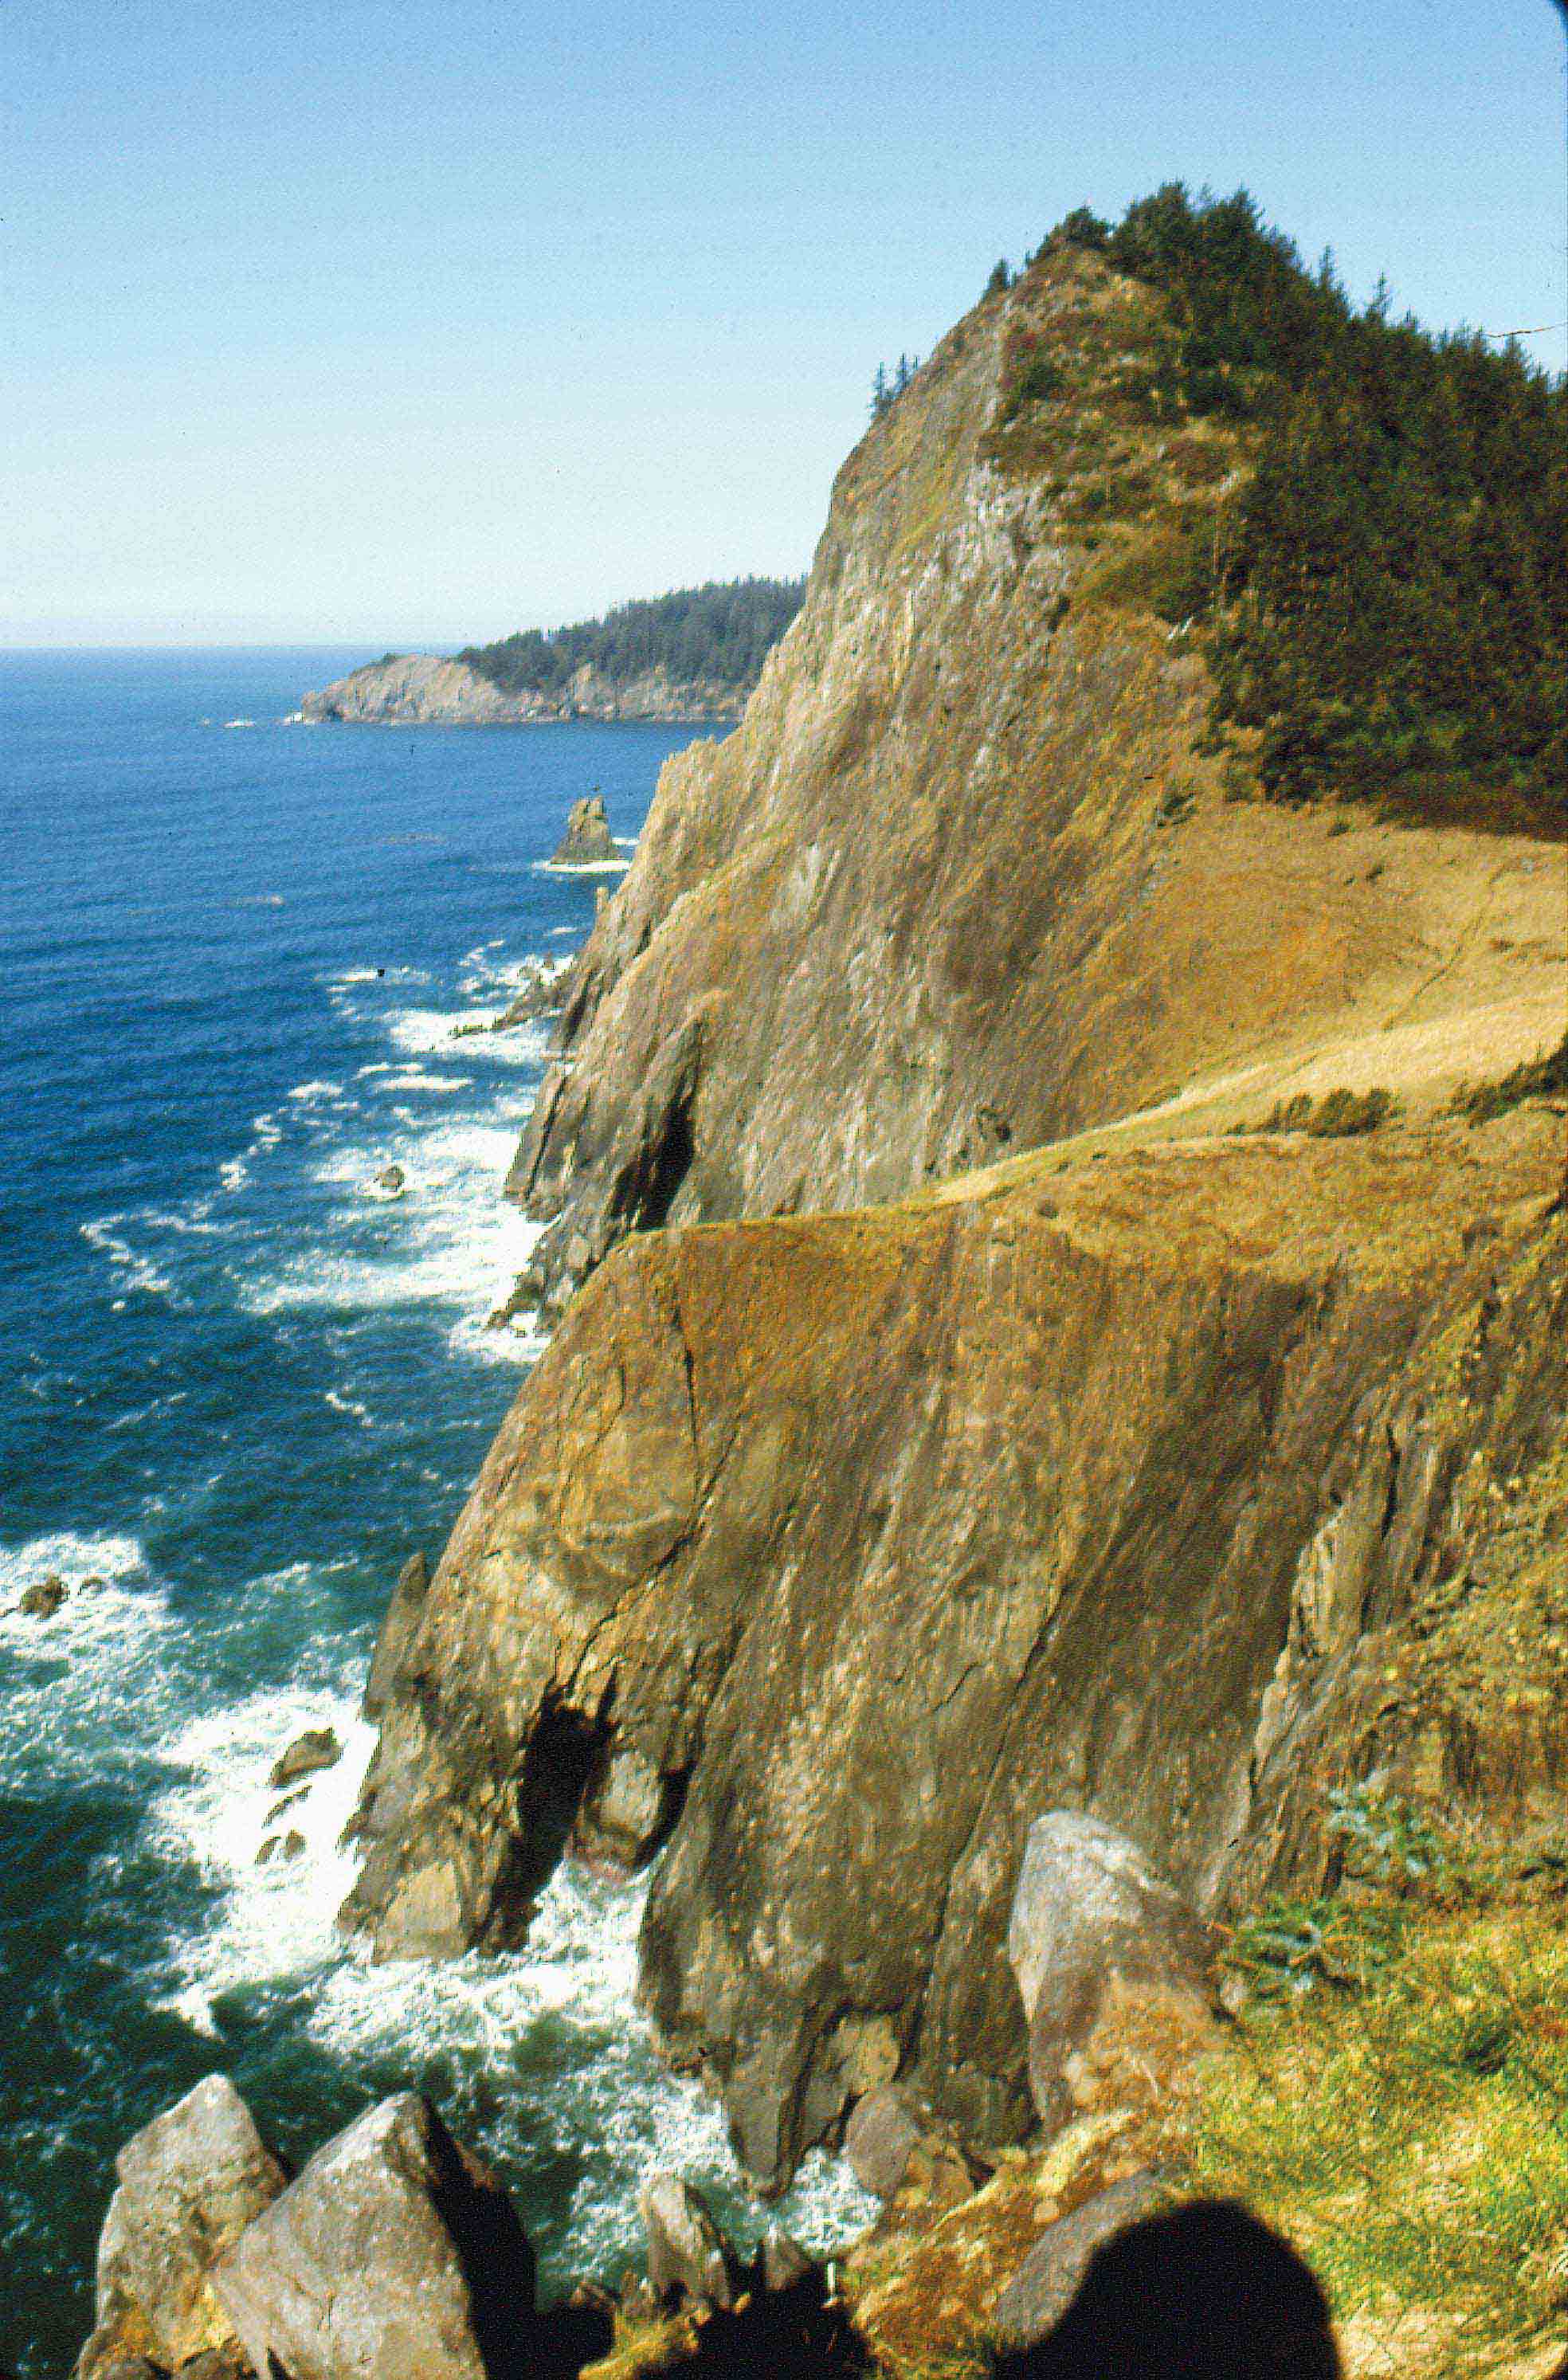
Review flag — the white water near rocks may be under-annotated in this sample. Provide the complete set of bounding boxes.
[0,663,872,2378]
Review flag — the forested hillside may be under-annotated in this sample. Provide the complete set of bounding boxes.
[458,577,806,699]
[1002,188,1566,834]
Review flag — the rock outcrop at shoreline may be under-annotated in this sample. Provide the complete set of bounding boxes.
[343,1104,1568,2188]
[300,653,746,726]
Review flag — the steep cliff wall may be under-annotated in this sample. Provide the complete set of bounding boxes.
[345,1109,1568,2189]
[300,652,747,725]
[507,245,1565,1315]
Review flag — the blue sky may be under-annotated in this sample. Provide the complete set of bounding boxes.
[4,0,1563,645]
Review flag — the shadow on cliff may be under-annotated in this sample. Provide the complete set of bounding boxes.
[993,2200,1343,2379]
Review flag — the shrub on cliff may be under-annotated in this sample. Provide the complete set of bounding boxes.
[1045,186,1567,836]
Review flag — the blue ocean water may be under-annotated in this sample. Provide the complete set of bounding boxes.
[0,651,869,2377]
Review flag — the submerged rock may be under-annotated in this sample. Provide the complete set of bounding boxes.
[76,2074,287,2378]
[269,1727,340,1790]
[639,2173,740,2312]
[209,2092,535,2380]
[1006,1813,1216,2131]
[550,795,617,866]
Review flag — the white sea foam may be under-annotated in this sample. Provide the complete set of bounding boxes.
[323,1386,373,1424]
[218,1157,249,1193]
[80,1216,174,1297]
[533,857,631,876]
[148,1686,379,2010]
[0,1535,173,1790]
[378,1068,472,1093]
[222,717,257,729]
[288,1078,344,1104]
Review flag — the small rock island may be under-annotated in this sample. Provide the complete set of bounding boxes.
[550,796,617,867]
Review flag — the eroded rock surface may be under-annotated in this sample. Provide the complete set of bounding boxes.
[343,1109,1568,2189]
[209,2092,534,2380]
[76,2076,286,2377]
[300,653,745,727]
[505,245,1563,1320]
[1006,1813,1215,2131]
[550,798,617,867]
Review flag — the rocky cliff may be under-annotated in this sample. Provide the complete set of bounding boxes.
[341,232,1568,2203]
[504,245,1563,1314]
[300,653,746,725]
[345,1108,1568,2187]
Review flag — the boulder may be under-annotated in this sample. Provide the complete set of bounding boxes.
[209,2092,535,2380]
[1006,1813,1217,2131]
[993,2170,1168,2350]
[76,2075,286,2377]
[363,1554,430,1722]
[21,1573,68,1618]
[843,2087,922,2200]
[550,796,617,866]
[374,1165,406,1196]
[268,1728,341,1790]
[638,2173,740,2312]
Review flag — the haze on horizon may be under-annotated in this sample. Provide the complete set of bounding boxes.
[5,0,1563,650]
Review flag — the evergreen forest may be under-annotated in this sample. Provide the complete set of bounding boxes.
[459,578,806,700]
[1044,188,1566,833]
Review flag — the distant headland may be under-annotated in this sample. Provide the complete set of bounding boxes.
[300,576,805,725]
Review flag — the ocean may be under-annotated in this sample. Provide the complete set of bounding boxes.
[0,650,870,2377]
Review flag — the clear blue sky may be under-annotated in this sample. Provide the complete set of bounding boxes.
[4,0,1563,646]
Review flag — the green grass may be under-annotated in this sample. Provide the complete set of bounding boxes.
[1195,1897,1568,2365]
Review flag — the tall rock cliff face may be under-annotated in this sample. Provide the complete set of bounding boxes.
[340,235,1568,2204]
[300,652,747,725]
[344,1112,1568,2189]
[508,246,1546,1312]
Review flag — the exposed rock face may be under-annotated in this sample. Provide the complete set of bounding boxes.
[504,251,1563,1322]
[1006,1813,1214,2131]
[843,2088,923,2200]
[638,2174,739,2311]
[269,1727,341,1790]
[300,653,745,726]
[208,2093,534,2380]
[76,2076,286,2377]
[364,1552,430,1719]
[342,1108,1568,2189]
[550,796,617,867]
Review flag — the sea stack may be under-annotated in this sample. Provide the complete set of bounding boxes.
[550,795,617,865]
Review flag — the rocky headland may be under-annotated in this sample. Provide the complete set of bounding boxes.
[300,653,748,727]
[64,199,1568,2379]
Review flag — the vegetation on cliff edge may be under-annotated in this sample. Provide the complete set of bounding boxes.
[1002,187,1566,836]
